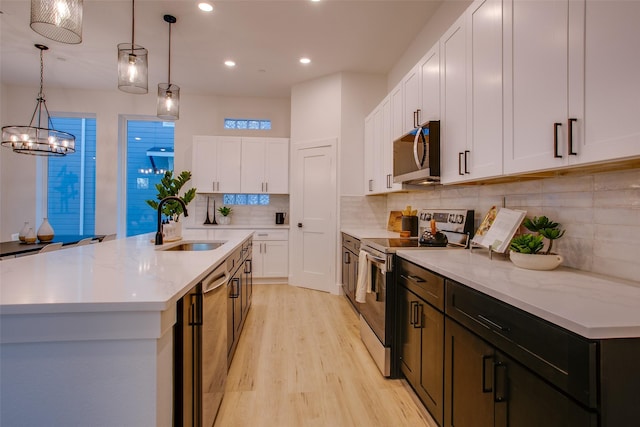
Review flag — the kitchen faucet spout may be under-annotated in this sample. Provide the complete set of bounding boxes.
[155,196,189,245]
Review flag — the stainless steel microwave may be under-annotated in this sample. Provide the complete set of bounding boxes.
[393,120,440,184]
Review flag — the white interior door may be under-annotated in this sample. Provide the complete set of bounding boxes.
[290,139,337,293]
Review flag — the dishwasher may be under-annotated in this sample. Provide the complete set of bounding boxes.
[175,261,229,427]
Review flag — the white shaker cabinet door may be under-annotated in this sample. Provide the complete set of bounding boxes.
[390,82,404,140]
[503,0,574,174]
[240,138,266,193]
[439,14,468,184]
[264,138,289,194]
[261,241,289,278]
[465,0,503,181]
[420,43,440,124]
[578,0,640,164]
[403,64,422,131]
[215,137,242,193]
[192,136,218,192]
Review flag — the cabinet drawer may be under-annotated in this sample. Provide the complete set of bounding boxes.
[341,233,361,254]
[253,230,288,241]
[446,280,597,408]
[397,258,445,311]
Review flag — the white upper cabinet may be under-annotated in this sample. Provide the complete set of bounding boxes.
[579,0,640,164]
[193,136,288,194]
[403,64,421,132]
[419,44,441,124]
[241,138,289,194]
[439,14,468,184]
[390,82,404,140]
[441,0,504,184]
[503,0,574,174]
[465,0,504,180]
[192,136,242,193]
[504,0,639,173]
[364,96,400,194]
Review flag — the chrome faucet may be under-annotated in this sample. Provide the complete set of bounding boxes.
[155,196,189,245]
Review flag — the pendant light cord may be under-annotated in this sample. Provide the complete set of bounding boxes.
[28,45,53,130]
[131,0,135,50]
[167,20,172,85]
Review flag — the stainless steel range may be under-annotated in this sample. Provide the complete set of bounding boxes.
[357,209,474,377]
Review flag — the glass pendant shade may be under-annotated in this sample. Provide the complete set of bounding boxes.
[1,44,76,156]
[157,84,180,120]
[30,0,83,44]
[117,43,148,94]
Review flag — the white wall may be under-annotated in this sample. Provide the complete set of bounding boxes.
[387,0,472,90]
[0,85,289,240]
[340,72,386,196]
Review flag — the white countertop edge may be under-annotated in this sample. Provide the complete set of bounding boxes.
[0,230,253,316]
[187,224,290,230]
[341,228,401,240]
[397,249,640,340]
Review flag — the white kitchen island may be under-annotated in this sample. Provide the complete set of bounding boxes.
[0,230,252,427]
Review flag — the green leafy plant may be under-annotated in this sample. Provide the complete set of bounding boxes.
[146,170,196,221]
[510,215,565,255]
[217,206,232,217]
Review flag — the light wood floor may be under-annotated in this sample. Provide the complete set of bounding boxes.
[214,284,438,427]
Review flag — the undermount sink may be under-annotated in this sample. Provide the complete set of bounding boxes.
[159,241,226,251]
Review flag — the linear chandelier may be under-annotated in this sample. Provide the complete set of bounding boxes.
[117,0,148,93]
[1,45,76,156]
[157,14,180,120]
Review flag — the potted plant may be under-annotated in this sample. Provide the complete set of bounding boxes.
[217,205,232,225]
[146,171,196,240]
[509,216,566,270]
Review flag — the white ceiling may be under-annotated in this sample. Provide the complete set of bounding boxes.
[0,0,443,98]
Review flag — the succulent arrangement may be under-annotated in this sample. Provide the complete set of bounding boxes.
[217,206,233,217]
[510,216,565,255]
[146,170,196,221]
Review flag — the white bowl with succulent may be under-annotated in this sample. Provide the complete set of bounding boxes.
[509,216,565,271]
[217,206,233,225]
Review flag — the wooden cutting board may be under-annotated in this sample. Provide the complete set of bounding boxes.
[387,211,404,232]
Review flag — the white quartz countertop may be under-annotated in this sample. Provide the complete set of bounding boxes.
[397,249,640,340]
[0,230,252,315]
[341,228,401,240]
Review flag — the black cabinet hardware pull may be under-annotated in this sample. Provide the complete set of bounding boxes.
[410,301,418,326]
[402,274,425,283]
[554,122,562,158]
[477,314,509,332]
[297,223,303,228]
[482,355,493,393]
[568,118,577,155]
[494,363,508,402]
[464,150,470,174]
[415,303,423,329]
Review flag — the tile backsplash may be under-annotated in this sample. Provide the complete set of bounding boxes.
[341,168,640,282]
[188,194,290,227]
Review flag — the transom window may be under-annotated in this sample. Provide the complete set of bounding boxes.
[224,118,271,130]
[223,194,270,205]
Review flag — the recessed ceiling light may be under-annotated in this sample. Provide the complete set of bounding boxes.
[299,57,311,64]
[224,60,236,67]
[198,2,213,12]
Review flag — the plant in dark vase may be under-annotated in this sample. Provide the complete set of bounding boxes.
[146,171,196,241]
[509,216,565,270]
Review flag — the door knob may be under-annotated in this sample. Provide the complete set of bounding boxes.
[297,223,303,228]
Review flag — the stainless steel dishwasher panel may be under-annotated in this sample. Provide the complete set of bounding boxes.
[202,263,229,427]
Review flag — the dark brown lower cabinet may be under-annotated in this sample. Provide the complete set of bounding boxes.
[341,233,360,309]
[399,285,444,425]
[444,318,597,427]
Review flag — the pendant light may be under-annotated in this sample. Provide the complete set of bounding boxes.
[1,45,75,156]
[30,0,83,44]
[117,0,148,94]
[157,14,180,120]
